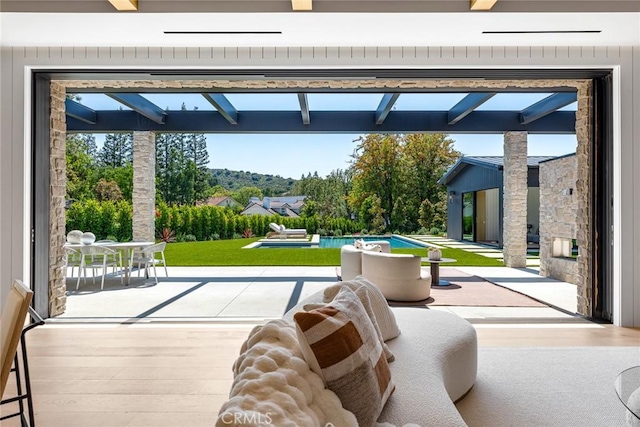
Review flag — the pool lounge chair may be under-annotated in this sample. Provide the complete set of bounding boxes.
[268,222,307,238]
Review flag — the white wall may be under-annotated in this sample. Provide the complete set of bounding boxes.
[1,45,639,326]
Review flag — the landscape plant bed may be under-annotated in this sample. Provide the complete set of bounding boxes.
[163,239,504,267]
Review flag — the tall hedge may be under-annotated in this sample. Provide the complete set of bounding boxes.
[66,201,360,241]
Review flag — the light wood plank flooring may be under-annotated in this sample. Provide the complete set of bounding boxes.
[1,323,639,427]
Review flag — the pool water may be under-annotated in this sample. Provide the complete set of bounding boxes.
[319,236,426,249]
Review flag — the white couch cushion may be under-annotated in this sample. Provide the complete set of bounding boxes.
[361,251,431,302]
[379,308,477,426]
[294,286,395,427]
[323,276,401,341]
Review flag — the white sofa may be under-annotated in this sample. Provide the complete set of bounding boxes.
[341,244,431,301]
[216,289,478,427]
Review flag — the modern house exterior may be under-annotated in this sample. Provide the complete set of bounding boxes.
[0,3,638,326]
[439,156,555,247]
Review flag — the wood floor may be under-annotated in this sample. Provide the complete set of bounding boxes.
[1,322,639,427]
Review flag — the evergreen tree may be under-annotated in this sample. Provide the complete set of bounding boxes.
[99,133,133,167]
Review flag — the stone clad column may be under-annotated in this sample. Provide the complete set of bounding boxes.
[132,131,156,242]
[502,132,528,268]
[49,82,67,316]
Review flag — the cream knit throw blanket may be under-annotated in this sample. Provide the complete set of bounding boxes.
[216,319,421,427]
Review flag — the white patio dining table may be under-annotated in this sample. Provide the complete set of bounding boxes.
[64,241,155,285]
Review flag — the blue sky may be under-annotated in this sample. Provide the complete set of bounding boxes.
[76,93,577,179]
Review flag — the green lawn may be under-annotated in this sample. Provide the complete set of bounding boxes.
[163,238,504,267]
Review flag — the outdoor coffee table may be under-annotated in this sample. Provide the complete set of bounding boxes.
[421,257,456,286]
[615,365,640,424]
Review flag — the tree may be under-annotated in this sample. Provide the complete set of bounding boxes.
[349,134,402,228]
[94,179,123,201]
[66,133,98,201]
[155,108,212,205]
[348,133,459,232]
[98,133,133,167]
[232,186,263,207]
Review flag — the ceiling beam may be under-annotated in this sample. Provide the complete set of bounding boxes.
[520,93,577,125]
[447,92,496,125]
[108,0,138,11]
[202,93,238,124]
[470,0,498,11]
[105,93,166,124]
[64,99,96,124]
[291,0,312,11]
[66,110,576,134]
[375,93,400,125]
[297,93,310,125]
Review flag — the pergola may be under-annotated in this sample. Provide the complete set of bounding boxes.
[65,90,577,134]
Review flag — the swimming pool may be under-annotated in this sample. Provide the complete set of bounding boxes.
[319,236,427,249]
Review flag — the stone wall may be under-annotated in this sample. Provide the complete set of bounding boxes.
[575,84,592,315]
[539,154,579,284]
[132,131,156,242]
[49,82,67,316]
[502,132,528,268]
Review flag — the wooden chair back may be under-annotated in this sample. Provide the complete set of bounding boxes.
[1,280,33,397]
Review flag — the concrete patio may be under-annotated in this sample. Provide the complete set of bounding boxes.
[58,265,579,322]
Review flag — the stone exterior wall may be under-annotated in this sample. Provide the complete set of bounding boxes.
[575,84,592,315]
[539,155,578,284]
[49,82,67,316]
[45,77,592,317]
[132,131,156,242]
[502,132,528,268]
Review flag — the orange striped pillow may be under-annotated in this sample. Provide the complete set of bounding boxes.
[294,286,395,427]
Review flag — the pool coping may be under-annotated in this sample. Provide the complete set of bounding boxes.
[244,234,432,249]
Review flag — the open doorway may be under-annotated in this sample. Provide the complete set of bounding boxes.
[34,71,616,322]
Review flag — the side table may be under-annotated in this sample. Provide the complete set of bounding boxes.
[421,257,456,286]
[615,366,640,425]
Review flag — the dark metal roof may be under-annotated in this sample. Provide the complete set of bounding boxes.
[438,155,557,185]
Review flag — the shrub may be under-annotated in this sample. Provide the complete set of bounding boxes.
[416,227,429,235]
[429,226,442,235]
[232,233,242,239]
[333,229,343,237]
[242,228,255,238]
[209,233,220,240]
[360,229,369,235]
[317,228,327,236]
[183,234,197,242]
[158,228,176,243]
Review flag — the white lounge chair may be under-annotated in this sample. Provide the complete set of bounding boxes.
[268,222,307,238]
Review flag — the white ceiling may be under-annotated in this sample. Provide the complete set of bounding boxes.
[1,12,639,47]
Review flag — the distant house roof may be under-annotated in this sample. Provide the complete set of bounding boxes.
[239,202,279,216]
[438,155,557,186]
[283,207,300,218]
[200,196,240,207]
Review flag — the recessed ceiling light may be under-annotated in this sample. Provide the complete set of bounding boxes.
[470,0,498,11]
[108,0,138,11]
[292,0,312,11]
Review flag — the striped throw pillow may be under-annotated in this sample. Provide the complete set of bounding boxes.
[294,286,395,427]
[323,276,401,341]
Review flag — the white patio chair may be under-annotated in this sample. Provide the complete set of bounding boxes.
[76,245,123,290]
[130,242,168,284]
[64,246,82,278]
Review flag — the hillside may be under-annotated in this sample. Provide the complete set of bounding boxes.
[210,168,297,195]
